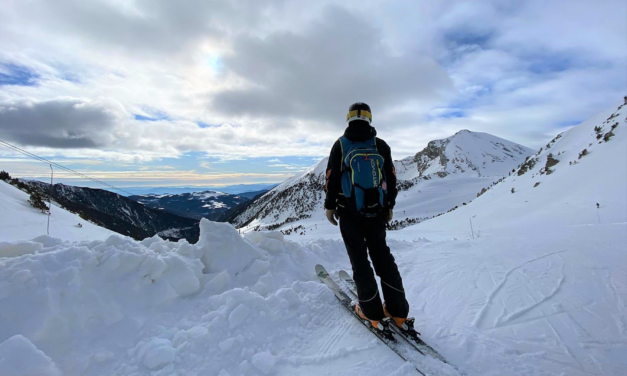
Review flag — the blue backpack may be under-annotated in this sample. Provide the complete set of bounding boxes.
[339,136,388,217]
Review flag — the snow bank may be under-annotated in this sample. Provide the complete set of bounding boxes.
[0,335,62,376]
[0,241,43,257]
[0,218,351,375]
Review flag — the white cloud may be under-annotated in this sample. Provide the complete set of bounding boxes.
[0,0,624,165]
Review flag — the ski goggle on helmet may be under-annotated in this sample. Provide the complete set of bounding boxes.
[346,102,372,124]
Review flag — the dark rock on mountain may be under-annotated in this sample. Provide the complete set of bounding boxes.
[23,181,200,242]
[129,191,250,221]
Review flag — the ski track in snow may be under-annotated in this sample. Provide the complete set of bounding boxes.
[473,249,569,330]
[395,231,626,375]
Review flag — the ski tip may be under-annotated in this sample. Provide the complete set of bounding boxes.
[338,270,351,280]
[315,264,328,277]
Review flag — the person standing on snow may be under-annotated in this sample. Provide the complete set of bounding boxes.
[324,102,410,331]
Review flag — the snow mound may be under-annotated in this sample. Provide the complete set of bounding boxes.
[0,241,43,257]
[138,338,175,370]
[0,218,354,375]
[0,335,62,376]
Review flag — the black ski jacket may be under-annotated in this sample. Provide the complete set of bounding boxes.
[324,122,398,211]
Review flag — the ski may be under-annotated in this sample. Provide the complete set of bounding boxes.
[338,269,448,364]
[315,264,426,376]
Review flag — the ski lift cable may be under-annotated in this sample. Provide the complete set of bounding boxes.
[0,139,135,196]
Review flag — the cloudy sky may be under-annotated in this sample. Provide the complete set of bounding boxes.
[0,0,625,189]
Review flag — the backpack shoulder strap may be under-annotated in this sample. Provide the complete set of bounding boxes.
[370,137,379,150]
[339,136,351,172]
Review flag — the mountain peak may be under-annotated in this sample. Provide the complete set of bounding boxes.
[453,129,472,135]
[395,131,535,180]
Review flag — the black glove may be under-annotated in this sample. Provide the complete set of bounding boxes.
[326,209,338,226]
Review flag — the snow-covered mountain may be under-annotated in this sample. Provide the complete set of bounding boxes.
[232,160,326,230]
[234,131,534,233]
[129,191,250,221]
[13,179,201,242]
[395,130,535,180]
[410,98,627,237]
[117,184,275,196]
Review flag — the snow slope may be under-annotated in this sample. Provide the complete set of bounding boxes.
[404,100,627,238]
[384,224,626,376]
[233,159,326,230]
[0,180,113,244]
[381,100,627,375]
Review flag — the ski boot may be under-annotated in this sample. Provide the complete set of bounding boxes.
[383,304,421,340]
[351,302,395,340]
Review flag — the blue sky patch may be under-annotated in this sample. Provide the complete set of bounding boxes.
[440,109,466,118]
[134,114,158,121]
[134,108,171,122]
[0,63,39,86]
[428,107,467,121]
[198,122,220,128]
[206,56,223,73]
[58,70,82,83]
[527,53,576,75]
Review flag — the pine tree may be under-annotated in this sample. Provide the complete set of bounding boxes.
[28,192,49,213]
[0,170,10,181]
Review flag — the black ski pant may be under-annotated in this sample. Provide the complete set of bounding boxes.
[339,210,409,321]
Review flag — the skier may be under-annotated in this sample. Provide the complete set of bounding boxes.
[324,102,410,331]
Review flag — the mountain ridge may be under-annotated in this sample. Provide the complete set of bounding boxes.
[129,190,250,221]
[234,130,535,232]
[7,178,201,242]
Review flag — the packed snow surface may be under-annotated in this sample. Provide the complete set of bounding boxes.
[0,101,625,375]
